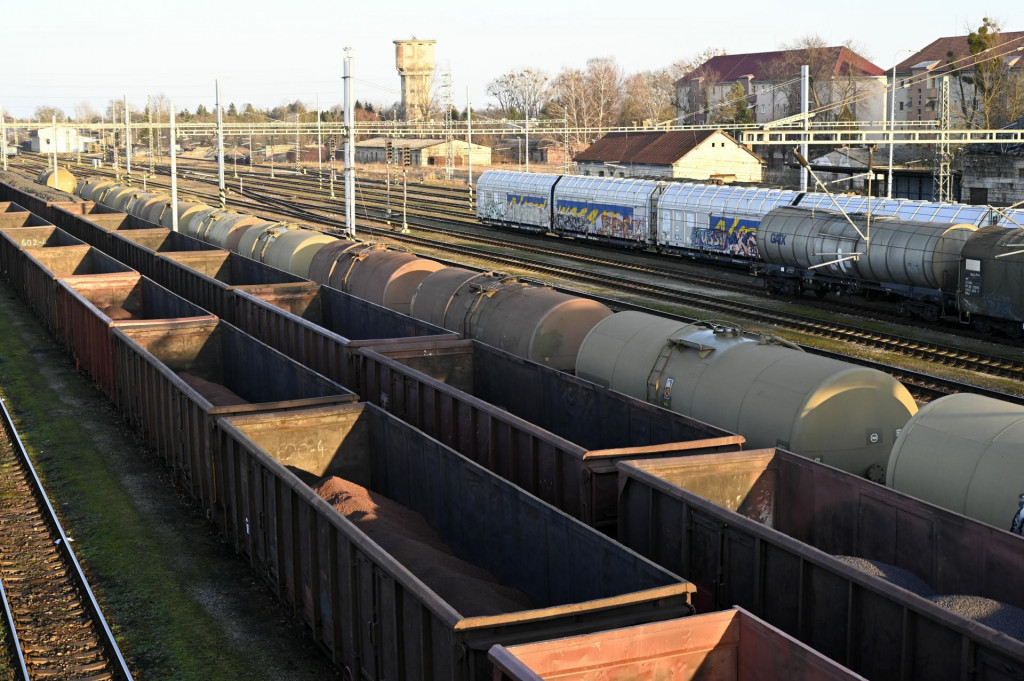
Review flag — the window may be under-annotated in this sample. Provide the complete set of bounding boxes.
[899,102,904,111]
[760,104,765,113]
[1018,167,1024,180]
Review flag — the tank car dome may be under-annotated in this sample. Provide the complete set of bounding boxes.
[888,393,1024,531]
[576,311,917,478]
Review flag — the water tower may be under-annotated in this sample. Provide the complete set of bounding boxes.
[394,39,436,121]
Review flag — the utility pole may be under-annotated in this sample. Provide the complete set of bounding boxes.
[124,95,132,187]
[443,70,454,180]
[800,65,808,193]
[385,140,393,222]
[1,104,6,172]
[316,93,323,190]
[343,47,356,238]
[466,88,473,209]
[248,127,254,171]
[148,95,154,176]
[216,80,226,208]
[525,106,530,173]
[170,101,179,232]
[934,75,953,202]
[294,112,301,174]
[51,115,59,186]
[329,138,336,199]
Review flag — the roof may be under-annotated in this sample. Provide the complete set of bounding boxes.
[573,130,763,166]
[357,137,446,150]
[679,47,884,85]
[895,32,1024,74]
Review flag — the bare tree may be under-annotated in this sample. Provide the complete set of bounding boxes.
[33,105,66,122]
[620,69,676,125]
[486,68,550,118]
[548,58,624,147]
[771,35,874,122]
[949,18,1024,128]
[74,101,101,123]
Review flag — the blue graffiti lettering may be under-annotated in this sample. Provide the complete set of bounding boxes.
[770,233,787,245]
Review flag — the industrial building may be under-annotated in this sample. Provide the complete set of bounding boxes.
[30,126,93,153]
[573,130,765,182]
[355,138,491,167]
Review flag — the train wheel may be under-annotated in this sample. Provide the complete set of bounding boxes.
[971,317,992,334]
[813,285,828,299]
[780,280,799,297]
[919,304,940,323]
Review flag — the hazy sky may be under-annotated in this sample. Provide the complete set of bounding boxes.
[3,0,1019,118]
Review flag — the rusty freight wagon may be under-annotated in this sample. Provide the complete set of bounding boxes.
[616,449,1024,681]
[0,224,83,281]
[215,402,697,680]
[55,272,216,399]
[0,202,51,229]
[45,201,147,253]
[18,243,133,337]
[105,227,220,276]
[111,319,357,510]
[355,337,744,531]
[150,250,304,323]
[489,607,868,681]
[231,281,457,391]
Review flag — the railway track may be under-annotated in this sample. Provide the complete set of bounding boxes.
[12,154,1024,396]
[0,395,132,681]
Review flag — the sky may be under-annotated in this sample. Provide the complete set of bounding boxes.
[2,0,1020,119]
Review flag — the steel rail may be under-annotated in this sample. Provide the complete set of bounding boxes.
[0,395,134,681]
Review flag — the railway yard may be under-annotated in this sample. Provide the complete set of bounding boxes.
[0,149,1023,680]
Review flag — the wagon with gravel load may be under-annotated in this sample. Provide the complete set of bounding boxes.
[111,319,357,511]
[215,402,696,680]
[616,448,1024,680]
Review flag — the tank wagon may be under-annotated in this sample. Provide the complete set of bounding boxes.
[576,311,917,480]
[476,170,1024,337]
[756,205,977,318]
[888,393,1024,533]
[37,168,77,193]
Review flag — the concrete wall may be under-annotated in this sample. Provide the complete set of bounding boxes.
[961,153,1024,206]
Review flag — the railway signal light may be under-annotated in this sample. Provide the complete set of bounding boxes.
[385,141,393,163]
[403,148,411,166]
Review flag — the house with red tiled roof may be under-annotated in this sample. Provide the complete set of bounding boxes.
[893,32,1024,123]
[574,130,765,182]
[675,47,887,125]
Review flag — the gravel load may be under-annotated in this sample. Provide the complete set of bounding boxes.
[931,595,1024,641]
[177,371,249,406]
[834,556,937,597]
[313,475,537,617]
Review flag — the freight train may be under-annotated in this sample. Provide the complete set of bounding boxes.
[2,178,1023,680]
[475,170,1024,338]
[71,177,918,484]
[66,179,1024,532]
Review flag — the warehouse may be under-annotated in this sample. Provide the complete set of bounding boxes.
[355,138,491,167]
[574,129,765,182]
